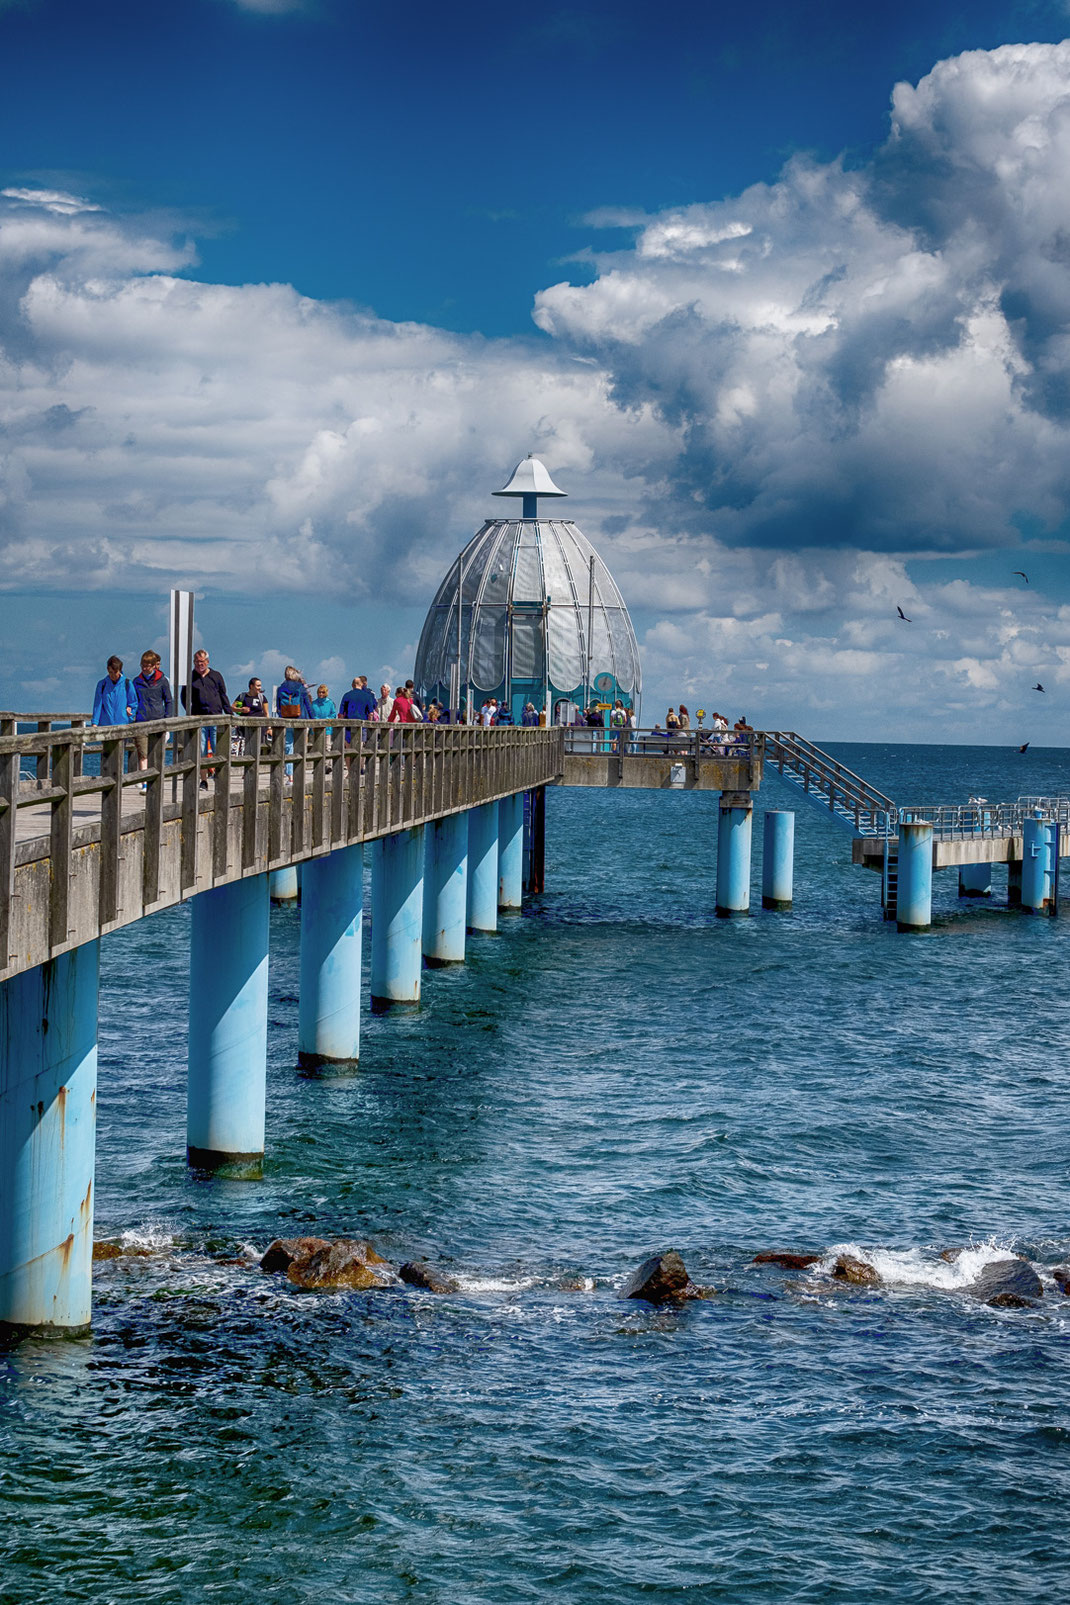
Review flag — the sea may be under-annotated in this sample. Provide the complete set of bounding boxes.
[3,742,1070,1603]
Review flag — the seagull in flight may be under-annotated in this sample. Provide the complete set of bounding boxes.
[896,605,911,622]
[1033,683,1045,692]
[1013,571,1029,582]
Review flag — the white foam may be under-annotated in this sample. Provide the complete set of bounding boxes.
[452,1274,537,1294]
[818,1238,1024,1291]
[118,1223,179,1252]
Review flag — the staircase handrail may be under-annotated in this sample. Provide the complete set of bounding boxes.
[765,730,898,816]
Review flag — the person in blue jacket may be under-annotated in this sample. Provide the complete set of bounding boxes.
[131,650,174,780]
[93,656,136,727]
[276,666,313,773]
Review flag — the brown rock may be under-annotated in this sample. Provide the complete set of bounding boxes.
[752,1252,820,1270]
[831,1255,880,1286]
[940,1248,963,1263]
[260,1236,332,1274]
[1052,1264,1070,1295]
[92,1240,157,1260]
[987,1292,1034,1309]
[399,1261,459,1294]
[682,1282,718,1300]
[286,1239,394,1290]
[619,1251,691,1304]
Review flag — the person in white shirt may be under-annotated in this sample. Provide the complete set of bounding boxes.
[378,683,394,722]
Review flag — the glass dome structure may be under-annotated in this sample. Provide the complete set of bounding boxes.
[414,457,642,722]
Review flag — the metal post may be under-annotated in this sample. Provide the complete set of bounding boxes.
[584,553,595,713]
[716,794,753,917]
[270,865,299,902]
[0,942,99,1336]
[370,827,424,1007]
[761,810,794,910]
[958,863,992,898]
[897,819,934,931]
[1022,813,1052,913]
[299,844,364,1065]
[187,873,270,1173]
[498,791,524,911]
[466,801,499,933]
[422,813,467,966]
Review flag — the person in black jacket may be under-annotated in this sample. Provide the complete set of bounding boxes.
[181,648,233,781]
[132,651,174,779]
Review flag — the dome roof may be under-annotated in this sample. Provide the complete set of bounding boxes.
[415,467,642,711]
[493,454,567,500]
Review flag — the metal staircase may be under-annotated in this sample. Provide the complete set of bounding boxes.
[764,732,897,839]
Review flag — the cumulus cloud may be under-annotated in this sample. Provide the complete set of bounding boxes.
[536,41,1070,556]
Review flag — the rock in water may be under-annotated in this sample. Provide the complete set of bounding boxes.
[399,1261,459,1294]
[966,1257,1042,1305]
[619,1251,691,1304]
[1051,1264,1070,1296]
[286,1239,394,1290]
[260,1236,331,1274]
[752,1252,820,1270]
[832,1255,881,1286]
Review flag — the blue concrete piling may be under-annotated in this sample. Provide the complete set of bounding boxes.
[370,827,425,1007]
[716,795,753,917]
[423,814,468,966]
[299,844,364,1063]
[897,820,934,931]
[0,942,99,1335]
[270,866,299,902]
[498,792,524,911]
[959,863,992,898]
[1021,813,1052,913]
[467,802,499,933]
[761,810,794,910]
[187,873,270,1172]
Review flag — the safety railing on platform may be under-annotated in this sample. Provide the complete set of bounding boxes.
[562,726,761,759]
[0,716,564,971]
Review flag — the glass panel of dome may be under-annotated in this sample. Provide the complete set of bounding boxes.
[548,600,583,691]
[470,606,506,690]
[608,608,639,690]
[512,533,543,603]
[510,613,545,681]
[541,526,580,611]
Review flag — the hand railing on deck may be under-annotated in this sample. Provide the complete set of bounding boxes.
[0,716,564,972]
[562,725,761,759]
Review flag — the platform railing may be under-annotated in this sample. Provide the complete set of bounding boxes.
[0,717,564,975]
[563,726,761,759]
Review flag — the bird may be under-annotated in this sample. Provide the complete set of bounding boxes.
[896,605,911,622]
[1013,571,1029,582]
[1019,742,1030,753]
[1033,683,1045,692]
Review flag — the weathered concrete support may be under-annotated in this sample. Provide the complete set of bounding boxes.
[1008,860,1022,906]
[299,844,364,1064]
[761,810,794,910]
[1021,814,1052,914]
[0,942,99,1337]
[467,802,499,933]
[370,827,424,1007]
[498,792,524,911]
[524,786,546,895]
[270,866,299,902]
[716,793,753,917]
[423,814,467,966]
[187,873,269,1172]
[897,820,933,932]
[959,863,992,898]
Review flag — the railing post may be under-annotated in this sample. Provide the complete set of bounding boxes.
[49,738,73,948]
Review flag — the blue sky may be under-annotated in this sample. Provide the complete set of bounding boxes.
[2,0,1070,742]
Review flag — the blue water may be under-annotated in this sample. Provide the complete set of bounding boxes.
[4,743,1070,1602]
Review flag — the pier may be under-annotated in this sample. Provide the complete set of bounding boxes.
[2,708,1067,1339]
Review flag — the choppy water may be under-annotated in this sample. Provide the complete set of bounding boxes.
[4,742,1070,1602]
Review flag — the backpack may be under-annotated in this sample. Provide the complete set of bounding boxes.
[278,683,304,718]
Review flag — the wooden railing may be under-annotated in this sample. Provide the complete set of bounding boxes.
[0,716,564,980]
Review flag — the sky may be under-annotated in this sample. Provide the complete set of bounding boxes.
[2,0,1070,743]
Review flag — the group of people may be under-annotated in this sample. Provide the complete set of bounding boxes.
[646,707,753,752]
